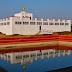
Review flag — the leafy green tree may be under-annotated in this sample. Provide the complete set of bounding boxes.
[71,24,72,32]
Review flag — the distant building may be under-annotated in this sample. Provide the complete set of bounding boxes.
[0,4,71,35]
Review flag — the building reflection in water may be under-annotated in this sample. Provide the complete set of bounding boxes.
[0,49,71,70]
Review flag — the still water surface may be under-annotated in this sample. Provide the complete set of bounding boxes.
[0,48,72,72]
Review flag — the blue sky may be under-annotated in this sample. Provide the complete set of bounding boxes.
[0,0,72,20]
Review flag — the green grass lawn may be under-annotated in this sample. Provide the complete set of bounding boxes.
[63,34,72,36]
[0,35,34,38]
[0,34,52,38]
[0,34,72,38]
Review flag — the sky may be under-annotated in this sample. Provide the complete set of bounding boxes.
[0,0,72,21]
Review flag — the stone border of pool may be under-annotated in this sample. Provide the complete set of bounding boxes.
[48,66,72,72]
[0,66,8,72]
[0,35,72,50]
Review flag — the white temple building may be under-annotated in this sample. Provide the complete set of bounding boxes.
[0,4,71,35]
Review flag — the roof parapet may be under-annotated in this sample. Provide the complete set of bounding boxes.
[52,18,55,21]
[3,18,5,21]
[41,18,43,21]
[47,18,49,21]
[35,17,37,21]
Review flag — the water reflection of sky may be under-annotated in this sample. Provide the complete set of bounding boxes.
[0,49,72,72]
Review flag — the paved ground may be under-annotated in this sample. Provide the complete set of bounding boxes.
[59,41,72,47]
[0,41,72,50]
[48,66,72,72]
[0,66,8,72]
[0,41,58,50]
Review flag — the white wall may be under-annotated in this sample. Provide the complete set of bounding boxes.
[12,17,39,35]
[0,18,12,35]
[10,17,71,35]
[14,11,33,20]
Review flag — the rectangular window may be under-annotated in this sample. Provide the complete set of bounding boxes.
[1,23,3,25]
[20,22,21,24]
[49,23,54,25]
[49,52,54,54]
[37,22,42,25]
[15,22,17,24]
[60,50,64,53]
[60,23,64,25]
[27,22,29,24]
[37,53,42,56]
[23,22,24,24]
[23,55,29,58]
[43,52,48,55]
[55,23,59,25]
[23,22,29,25]
[65,23,69,25]
[30,54,36,57]
[65,50,68,52]
[7,22,10,25]
[43,22,48,25]
[4,23,6,25]
[15,22,22,24]
[30,22,35,25]
[18,22,20,24]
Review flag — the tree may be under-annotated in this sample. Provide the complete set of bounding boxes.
[71,24,72,32]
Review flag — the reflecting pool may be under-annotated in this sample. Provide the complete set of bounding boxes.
[0,48,72,72]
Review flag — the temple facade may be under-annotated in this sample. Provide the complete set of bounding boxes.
[0,4,71,35]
